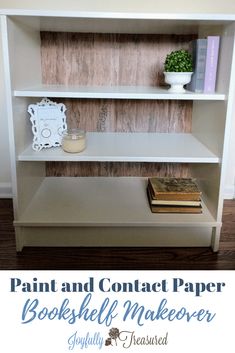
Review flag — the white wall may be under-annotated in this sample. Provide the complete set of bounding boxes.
[0,0,235,198]
[0,0,235,13]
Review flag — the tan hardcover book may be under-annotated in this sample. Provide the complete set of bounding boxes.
[149,204,202,214]
[147,186,201,206]
[148,177,201,201]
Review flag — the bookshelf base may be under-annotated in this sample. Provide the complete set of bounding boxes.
[14,225,216,252]
[13,177,220,251]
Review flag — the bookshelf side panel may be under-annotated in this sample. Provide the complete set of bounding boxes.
[3,15,45,217]
[6,16,42,89]
[215,23,235,94]
[191,164,220,220]
[192,100,226,158]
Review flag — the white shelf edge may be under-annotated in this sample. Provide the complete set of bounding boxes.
[18,132,220,164]
[14,85,226,101]
[18,155,220,163]
[14,177,218,227]
[14,219,221,227]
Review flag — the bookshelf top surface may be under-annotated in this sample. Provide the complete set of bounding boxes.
[1,11,235,34]
[1,9,235,20]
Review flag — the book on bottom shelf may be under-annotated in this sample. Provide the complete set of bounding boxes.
[148,177,202,201]
[149,204,202,214]
[147,177,202,214]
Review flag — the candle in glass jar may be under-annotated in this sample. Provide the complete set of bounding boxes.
[62,129,86,153]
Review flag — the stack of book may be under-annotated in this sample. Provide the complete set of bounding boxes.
[187,36,220,93]
[147,177,202,213]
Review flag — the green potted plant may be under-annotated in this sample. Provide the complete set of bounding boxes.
[163,49,193,93]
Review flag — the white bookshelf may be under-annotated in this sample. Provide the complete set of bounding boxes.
[1,10,235,251]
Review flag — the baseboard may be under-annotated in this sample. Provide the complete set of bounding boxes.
[0,182,12,198]
[223,184,235,200]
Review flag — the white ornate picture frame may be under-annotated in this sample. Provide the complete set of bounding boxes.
[28,98,67,151]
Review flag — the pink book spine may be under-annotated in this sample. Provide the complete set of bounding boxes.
[204,36,220,93]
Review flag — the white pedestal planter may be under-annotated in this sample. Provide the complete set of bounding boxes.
[164,72,193,93]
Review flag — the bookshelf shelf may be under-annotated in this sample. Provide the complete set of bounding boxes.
[15,177,217,227]
[14,85,226,100]
[14,177,216,248]
[1,10,235,251]
[18,133,219,163]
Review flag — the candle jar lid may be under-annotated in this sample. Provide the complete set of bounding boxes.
[62,129,86,140]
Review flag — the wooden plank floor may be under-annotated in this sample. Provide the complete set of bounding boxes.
[0,198,234,270]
